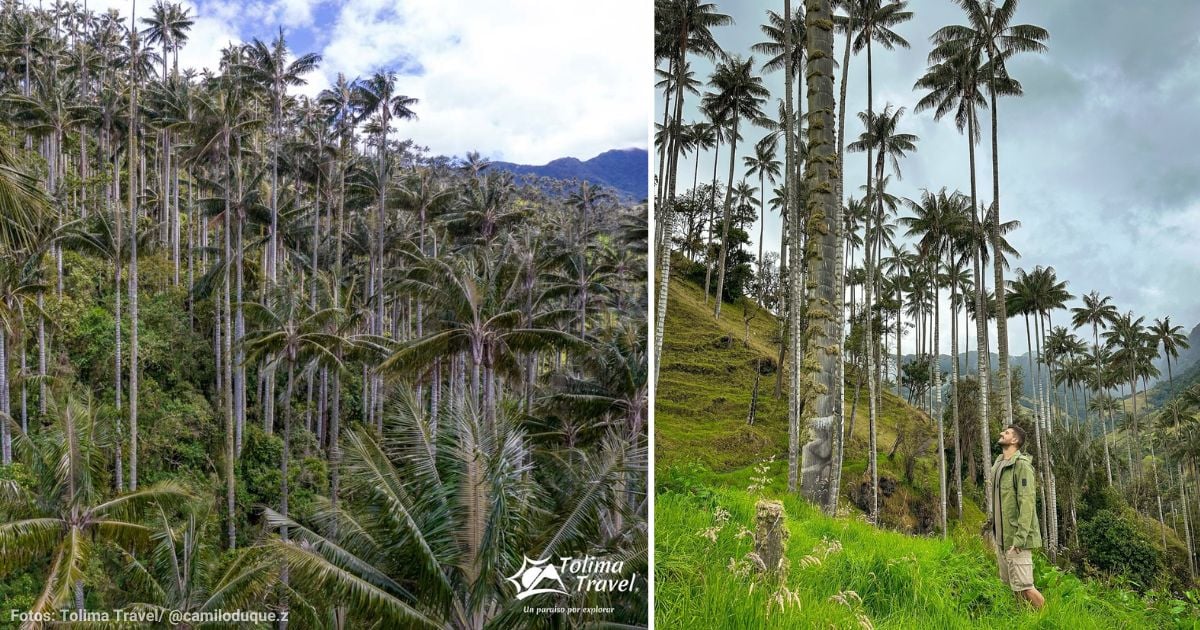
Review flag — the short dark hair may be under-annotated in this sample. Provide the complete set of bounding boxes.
[1007,424,1027,447]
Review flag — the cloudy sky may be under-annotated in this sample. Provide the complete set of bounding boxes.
[660,0,1200,358]
[91,0,649,165]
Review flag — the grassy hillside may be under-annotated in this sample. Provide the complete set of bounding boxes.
[657,270,959,527]
[656,482,1194,628]
[654,270,1200,627]
[656,271,923,474]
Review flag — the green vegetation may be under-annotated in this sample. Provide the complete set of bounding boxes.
[657,476,1197,629]
[657,0,1200,624]
[653,271,1200,627]
[0,1,647,627]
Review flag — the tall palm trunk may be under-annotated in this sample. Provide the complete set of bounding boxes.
[784,0,799,493]
[223,138,236,550]
[703,138,721,303]
[37,299,45,416]
[653,209,673,389]
[950,276,962,517]
[1037,311,1059,554]
[932,266,945,536]
[828,26,848,511]
[128,25,140,491]
[986,43,1014,430]
[1024,311,1049,545]
[280,357,295,624]
[861,35,881,522]
[967,105,993,517]
[0,332,8,464]
[799,0,838,512]
[655,57,674,212]
[713,106,740,320]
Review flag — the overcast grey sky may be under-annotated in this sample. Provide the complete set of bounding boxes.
[659,0,1200,357]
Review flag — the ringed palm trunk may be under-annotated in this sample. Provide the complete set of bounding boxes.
[1036,311,1059,554]
[1024,312,1049,545]
[223,140,237,550]
[967,106,994,517]
[798,0,838,511]
[128,52,140,492]
[932,267,946,536]
[757,172,766,306]
[703,138,721,303]
[38,299,45,416]
[653,209,673,389]
[986,43,1014,431]
[280,357,295,624]
[655,58,673,212]
[784,0,799,492]
[1167,358,1196,576]
[1,332,8,464]
[950,278,962,516]
[713,107,740,320]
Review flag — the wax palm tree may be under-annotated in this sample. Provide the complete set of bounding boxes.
[353,71,417,425]
[1070,292,1119,445]
[900,188,968,535]
[743,137,781,305]
[0,391,188,614]
[58,211,155,486]
[846,103,916,518]
[264,385,644,628]
[240,30,321,287]
[381,248,582,434]
[704,55,768,319]
[1150,315,1192,567]
[1103,312,1149,467]
[932,0,1049,433]
[915,27,999,516]
[1030,266,1071,552]
[140,0,193,79]
[184,74,263,548]
[117,503,280,623]
[0,257,45,465]
[1150,317,1190,390]
[1089,392,1121,485]
[242,274,347,606]
[656,0,732,217]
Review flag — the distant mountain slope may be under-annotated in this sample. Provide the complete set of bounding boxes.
[490,147,647,201]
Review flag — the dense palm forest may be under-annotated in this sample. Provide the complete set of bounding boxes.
[656,0,1199,600]
[0,1,648,627]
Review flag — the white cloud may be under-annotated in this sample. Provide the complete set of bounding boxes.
[87,0,242,73]
[86,0,649,164]
[317,0,651,163]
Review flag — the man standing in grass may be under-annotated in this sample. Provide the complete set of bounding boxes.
[990,424,1045,609]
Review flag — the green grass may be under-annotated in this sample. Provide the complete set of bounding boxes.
[656,480,1198,629]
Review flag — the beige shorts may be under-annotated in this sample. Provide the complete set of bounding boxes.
[997,547,1034,591]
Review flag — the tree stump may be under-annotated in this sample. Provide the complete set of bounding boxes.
[754,500,789,577]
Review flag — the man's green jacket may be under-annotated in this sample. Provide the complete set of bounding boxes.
[991,450,1042,549]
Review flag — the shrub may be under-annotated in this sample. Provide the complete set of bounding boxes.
[1079,509,1162,589]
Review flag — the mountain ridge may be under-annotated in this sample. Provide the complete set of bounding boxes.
[490,147,647,201]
